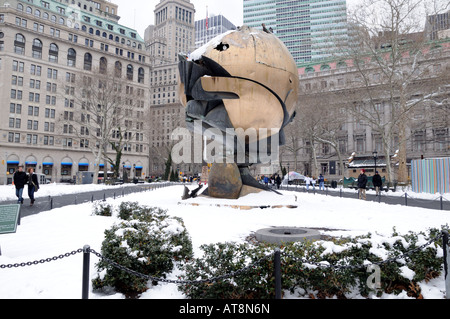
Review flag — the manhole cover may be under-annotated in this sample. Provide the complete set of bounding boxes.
[255,227,320,244]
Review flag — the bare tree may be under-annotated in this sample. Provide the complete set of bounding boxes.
[338,0,449,183]
[60,66,145,183]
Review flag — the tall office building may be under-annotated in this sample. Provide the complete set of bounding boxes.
[145,0,201,177]
[0,0,150,184]
[243,0,348,66]
[195,14,236,48]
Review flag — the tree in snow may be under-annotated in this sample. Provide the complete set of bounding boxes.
[336,0,450,183]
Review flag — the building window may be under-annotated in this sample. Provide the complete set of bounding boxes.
[84,53,92,71]
[138,67,144,84]
[32,38,42,59]
[99,57,107,74]
[48,43,58,63]
[126,64,133,81]
[67,48,76,67]
[14,34,26,55]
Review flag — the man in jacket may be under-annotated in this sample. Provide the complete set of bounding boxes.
[27,167,39,206]
[372,171,383,196]
[13,165,27,204]
[357,169,368,200]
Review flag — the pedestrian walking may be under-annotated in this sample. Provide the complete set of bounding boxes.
[357,169,368,200]
[318,174,325,191]
[373,171,382,196]
[275,174,281,189]
[27,167,39,206]
[305,176,310,190]
[13,165,27,204]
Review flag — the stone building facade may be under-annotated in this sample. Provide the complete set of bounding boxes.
[0,0,150,184]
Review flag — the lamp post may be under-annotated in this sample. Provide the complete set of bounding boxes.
[287,163,290,185]
[373,151,378,173]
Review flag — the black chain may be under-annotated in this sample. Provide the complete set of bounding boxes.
[0,232,445,285]
[0,249,83,269]
[89,248,271,285]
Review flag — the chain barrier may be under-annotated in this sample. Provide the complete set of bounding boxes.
[1,232,445,281]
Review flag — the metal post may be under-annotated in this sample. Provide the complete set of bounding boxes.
[441,196,443,211]
[50,197,53,210]
[274,248,282,299]
[82,245,90,299]
[405,193,408,206]
[443,231,449,299]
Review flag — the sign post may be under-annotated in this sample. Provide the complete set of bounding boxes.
[0,204,21,256]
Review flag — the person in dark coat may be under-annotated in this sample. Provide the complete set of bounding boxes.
[275,174,281,189]
[372,171,383,196]
[27,167,39,206]
[13,165,27,204]
[357,169,368,200]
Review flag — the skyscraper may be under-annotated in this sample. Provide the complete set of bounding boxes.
[243,0,348,66]
[195,14,236,48]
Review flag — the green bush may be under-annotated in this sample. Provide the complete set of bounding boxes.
[92,201,113,216]
[92,202,193,298]
[179,227,447,299]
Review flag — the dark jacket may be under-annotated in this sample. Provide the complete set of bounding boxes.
[357,173,368,189]
[13,171,27,189]
[28,173,39,189]
[372,174,382,187]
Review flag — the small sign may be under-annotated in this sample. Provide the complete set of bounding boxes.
[0,204,21,234]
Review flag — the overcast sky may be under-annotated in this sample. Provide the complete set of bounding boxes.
[112,0,244,37]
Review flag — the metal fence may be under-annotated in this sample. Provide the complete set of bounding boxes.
[279,184,450,211]
[1,231,449,299]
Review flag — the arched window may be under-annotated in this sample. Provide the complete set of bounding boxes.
[109,34,113,40]
[43,12,49,20]
[84,53,92,71]
[102,32,107,38]
[17,3,23,11]
[67,48,76,67]
[26,6,32,14]
[59,17,65,25]
[82,25,87,32]
[138,67,144,84]
[95,30,100,36]
[32,39,43,59]
[99,57,107,74]
[89,27,93,34]
[14,34,26,55]
[51,15,57,23]
[126,64,133,81]
[48,43,58,63]
[35,9,41,18]
[114,61,122,77]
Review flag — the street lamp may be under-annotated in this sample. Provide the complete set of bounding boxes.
[373,151,378,173]
[287,163,290,185]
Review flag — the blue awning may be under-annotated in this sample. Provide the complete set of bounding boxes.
[61,162,73,166]
[135,166,143,169]
[25,161,37,165]
[78,163,89,167]
[7,161,20,164]
[42,162,53,166]
[124,165,131,168]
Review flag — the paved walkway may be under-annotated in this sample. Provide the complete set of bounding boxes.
[2,182,448,222]
[1,182,177,219]
[279,185,450,211]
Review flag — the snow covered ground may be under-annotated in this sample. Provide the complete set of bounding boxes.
[0,183,449,299]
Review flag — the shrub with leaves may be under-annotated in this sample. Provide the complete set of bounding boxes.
[92,202,193,297]
[92,201,113,216]
[179,227,447,299]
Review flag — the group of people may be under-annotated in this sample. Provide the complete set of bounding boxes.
[260,174,282,189]
[357,169,383,200]
[13,165,40,206]
[304,174,326,191]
